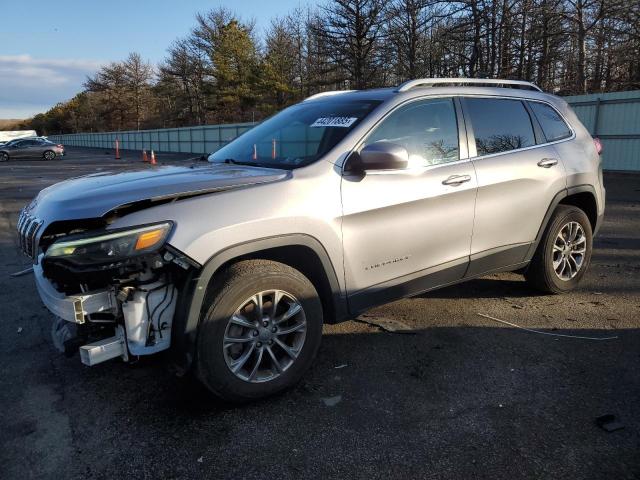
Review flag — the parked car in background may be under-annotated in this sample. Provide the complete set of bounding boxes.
[0,137,46,148]
[0,137,64,161]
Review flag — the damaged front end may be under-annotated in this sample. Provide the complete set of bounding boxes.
[21,213,198,366]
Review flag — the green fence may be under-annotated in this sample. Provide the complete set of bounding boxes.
[565,90,640,171]
[48,90,640,171]
[48,122,256,156]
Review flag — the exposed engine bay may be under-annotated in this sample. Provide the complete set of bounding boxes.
[29,217,197,366]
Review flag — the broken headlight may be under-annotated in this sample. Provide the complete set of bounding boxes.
[45,222,173,266]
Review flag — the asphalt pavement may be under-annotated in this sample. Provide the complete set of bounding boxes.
[0,147,638,479]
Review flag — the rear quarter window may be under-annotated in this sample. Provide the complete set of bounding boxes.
[528,101,572,142]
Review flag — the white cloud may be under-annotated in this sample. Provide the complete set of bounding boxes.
[0,55,104,118]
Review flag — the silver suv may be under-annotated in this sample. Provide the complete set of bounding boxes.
[18,78,605,402]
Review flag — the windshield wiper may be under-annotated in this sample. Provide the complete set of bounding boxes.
[222,158,258,166]
[219,158,287,170]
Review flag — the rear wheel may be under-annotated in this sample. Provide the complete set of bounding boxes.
[43,150,56,160]
[196,260,323,402]
[0,152,8,162]
[525,205,592,293]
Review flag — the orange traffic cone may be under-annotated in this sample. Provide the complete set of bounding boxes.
[150,150,157,165]
[115,138,121,160]
[142,149,148,163]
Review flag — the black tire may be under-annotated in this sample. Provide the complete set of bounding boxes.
[0,152,8,162]
[196,259,323,402]
[43,150,56,160]
[525,205,593,294]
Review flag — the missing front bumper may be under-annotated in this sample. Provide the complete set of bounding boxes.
[34,258,177,365]
[34,260,116,323]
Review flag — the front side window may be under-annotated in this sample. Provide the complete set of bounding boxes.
[362,98,460,167]
[464,98,535,156]
[528,101,572,142]
[209,99,381,169]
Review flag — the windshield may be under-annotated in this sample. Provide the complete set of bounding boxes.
[209,99,381,169]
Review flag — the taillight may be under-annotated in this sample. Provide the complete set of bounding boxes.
[593,137,603,155]
[56,144,63,149]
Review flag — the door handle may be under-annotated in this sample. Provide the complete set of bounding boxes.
[537,158,558,168]
[442,174,472,186]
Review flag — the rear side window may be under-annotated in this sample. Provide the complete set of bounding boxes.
[464,98,535,156]
[528,101,572,142]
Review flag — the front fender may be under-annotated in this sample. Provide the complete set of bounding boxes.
[169,233,347,373]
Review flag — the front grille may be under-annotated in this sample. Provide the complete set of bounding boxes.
[17,209,43,260]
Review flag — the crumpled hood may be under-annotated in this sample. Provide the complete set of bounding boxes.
[25,163,289,222]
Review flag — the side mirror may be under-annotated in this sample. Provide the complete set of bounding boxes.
[351,142,409,172]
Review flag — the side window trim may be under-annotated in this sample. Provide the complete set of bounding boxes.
[453,97,469,160]
[458,97,477,158]
[523,101,546,145]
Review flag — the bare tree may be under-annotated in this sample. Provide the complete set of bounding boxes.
[158,38,209,125]
[313,0,386,89]
[123,53,154,130]
[84,62,130,131]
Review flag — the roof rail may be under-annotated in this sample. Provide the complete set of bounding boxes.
[396,78,542,93]
[304,90,355,101]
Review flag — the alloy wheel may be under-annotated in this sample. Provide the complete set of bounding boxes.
[223,289,307,383]
[552,221,586,280]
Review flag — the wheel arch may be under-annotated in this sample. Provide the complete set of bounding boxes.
[170,234,348,373]
[559,190,598,233]
[524,185,600,262]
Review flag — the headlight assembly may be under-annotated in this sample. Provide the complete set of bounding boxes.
[45,222,173,266]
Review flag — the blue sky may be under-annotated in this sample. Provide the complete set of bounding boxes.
[0,0,313,119]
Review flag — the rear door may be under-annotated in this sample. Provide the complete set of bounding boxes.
[461,97,567,275]
[32,139,50,158]
[341,97,477,310]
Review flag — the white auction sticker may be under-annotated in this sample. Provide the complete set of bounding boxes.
[310,117,358,128]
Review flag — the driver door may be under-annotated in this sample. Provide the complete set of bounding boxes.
[340,97,477,312]
[9,140,29,158]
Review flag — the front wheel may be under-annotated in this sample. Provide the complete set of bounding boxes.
[525,205,593,293]
[43,150,56,160]
[196,260,323,402]
[0,152,8,162]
